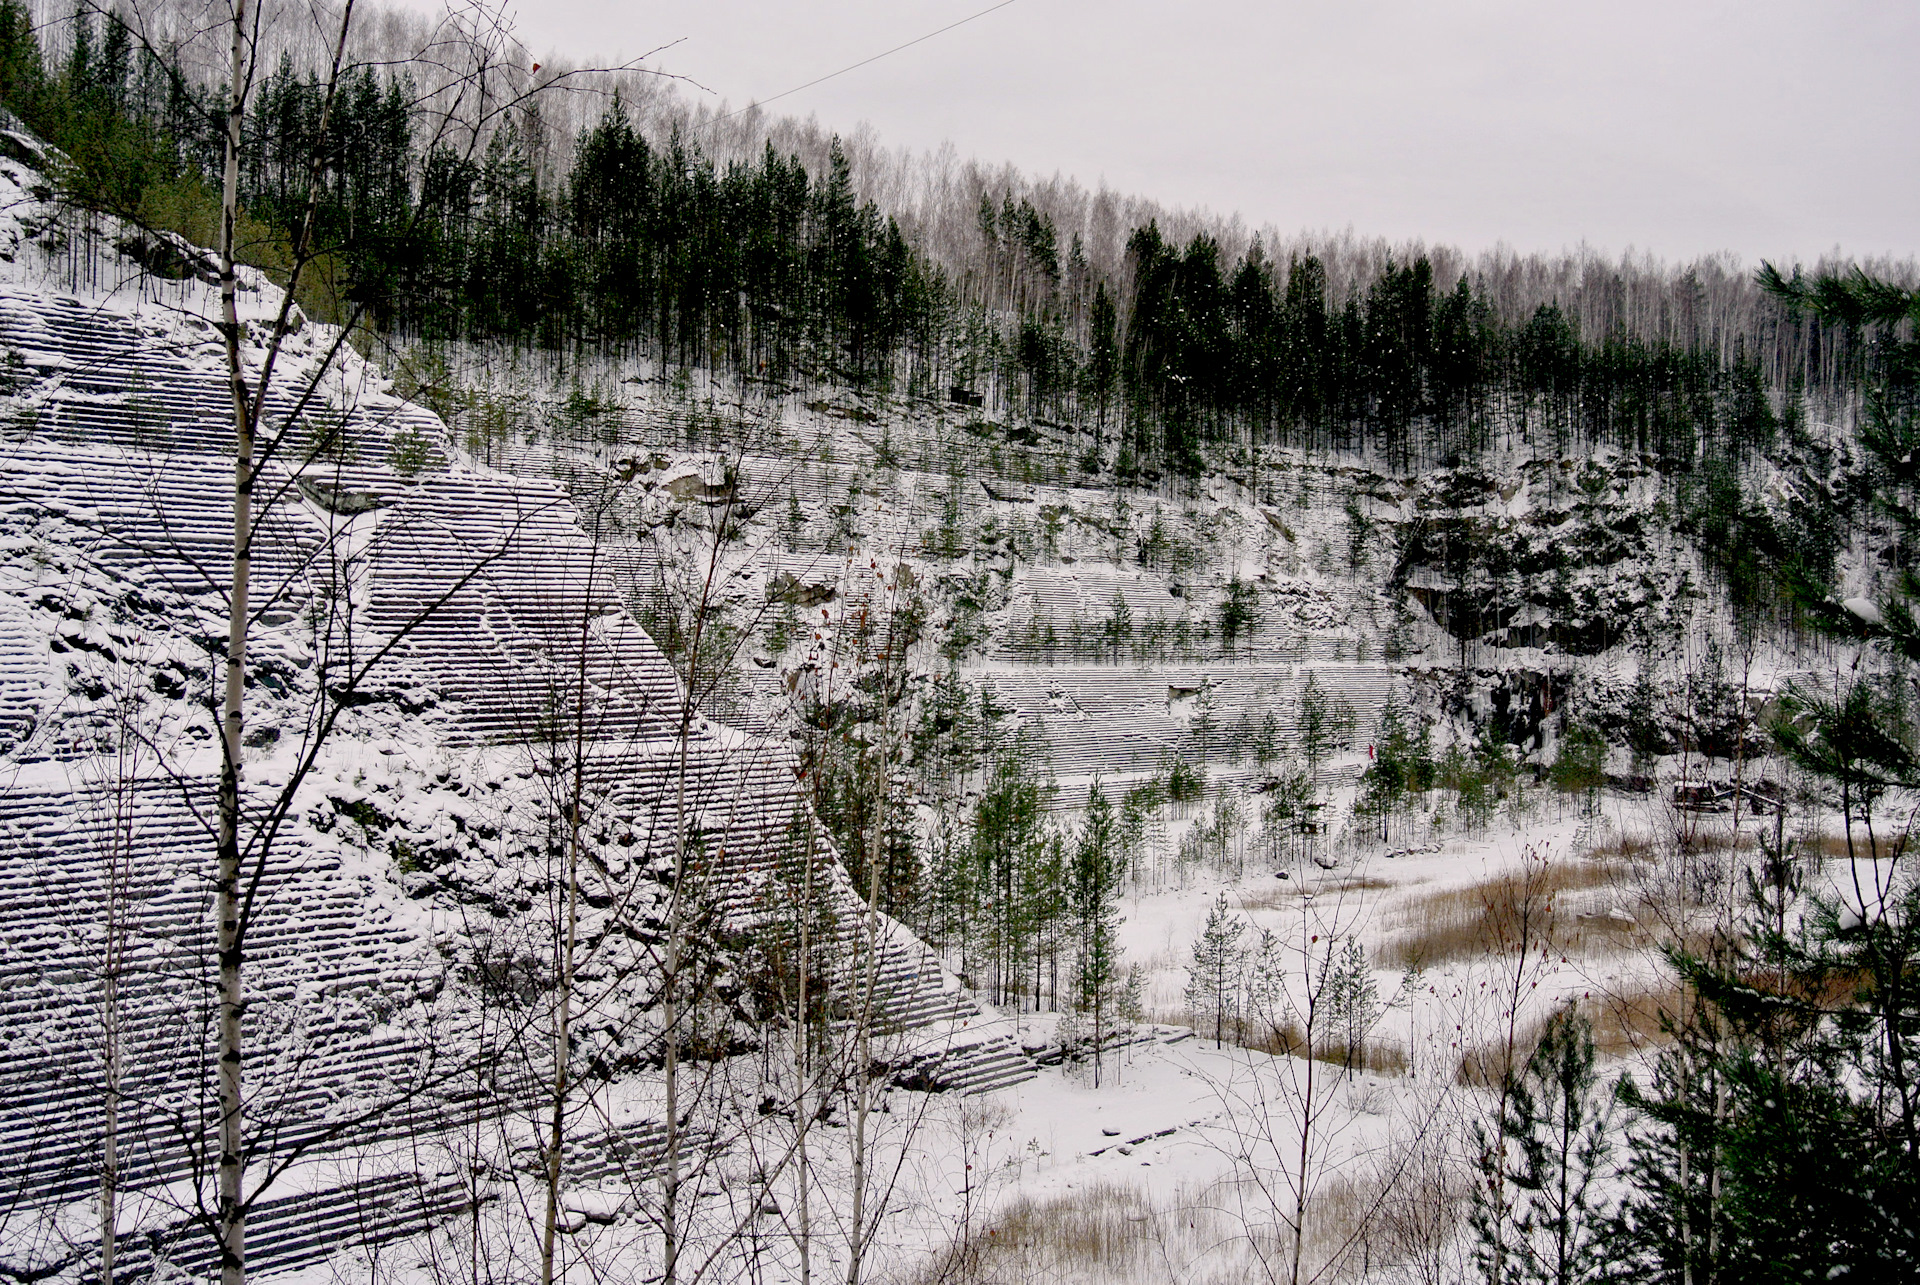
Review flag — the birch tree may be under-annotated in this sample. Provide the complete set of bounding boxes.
[195,4,615,1278]
[211,6,352,1278]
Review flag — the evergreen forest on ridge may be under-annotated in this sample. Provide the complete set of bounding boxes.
[0,0,1892,482]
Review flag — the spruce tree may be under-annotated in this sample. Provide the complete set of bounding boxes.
[970,730,1055,1007]
[0,0,39,111]
[1611,258,1920,1281]
[1549,723,1607,818]
[1611,815,1920,1283]
[1219,576,1260,656]
[1297,673,1354,785]
[1086,281,1119,445]
[1358,692,1432,841]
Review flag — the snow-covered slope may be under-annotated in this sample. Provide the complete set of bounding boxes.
[0,137,1031,1283]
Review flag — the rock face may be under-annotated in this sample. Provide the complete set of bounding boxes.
[1389,458,1688,656]
[0,246,1028,1278]
[489,399,1735,822]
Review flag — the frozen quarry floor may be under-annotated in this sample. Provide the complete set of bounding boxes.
[245,794,1847,1285]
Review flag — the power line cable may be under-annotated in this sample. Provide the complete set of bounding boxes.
[710,0,1021,124]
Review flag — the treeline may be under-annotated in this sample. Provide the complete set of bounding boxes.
[1112,232,1790,472]
[0,2,1898,477]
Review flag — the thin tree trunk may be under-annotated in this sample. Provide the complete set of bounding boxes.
[846,603,878,1285]
[539,775,583,1285]
[1679,1050,1694,1285]
[1290,1018,1316,1285]
[100,952,118,1284]
[665,496,730,1285]
[1707,1063,1723,1276]
[215,4,253,1280]
[91,671,140,1283]
[99,783,125,1285]
[541,495,606,1285]
[664,680,690,1285]
[796,822,812,1285]
[845,719,885,1285]
[210,3,362,1276]
[1093,984,1103,1089]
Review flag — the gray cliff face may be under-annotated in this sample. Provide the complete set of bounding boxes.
[471,383,1790,785]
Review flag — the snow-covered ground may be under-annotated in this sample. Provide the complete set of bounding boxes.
[240,786,1769,1283]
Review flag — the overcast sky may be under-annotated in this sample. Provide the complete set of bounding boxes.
[462,0,1916,265]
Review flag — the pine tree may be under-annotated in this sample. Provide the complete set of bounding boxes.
[1473,1007,1619,1285]
[1219,576,1260,656]
[1609,815,1920,1283]
[1549,723,1607,818]
[1070,780,1126,1083]
[1297,672,1353,784]
[970,732,1054,1006]
[1322,938,1380,1070]
[0,0,39,110]
[1086,281,1119,446]
[1101,588,1132,662]
[1609,283,1920,1282]
[1185,894,1246,1047]
[1358,692,1432,842]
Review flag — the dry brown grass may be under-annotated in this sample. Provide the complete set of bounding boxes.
[908,1181,1155,1285]
[1588,831,1660,862]
[908,1181,1270,1285]
[1453,977,1690,1085]
[909,1172,1441,1285]
[1800,831,1856,860]
[1162,1008,1411,1075]
[1299,1173,1394,1282]
[1161,1008,1411,1074]
[1793,828,1915,861]
[1235,884,1303,912]
[1245,1024,1412,1077]
[1582,805,1915,871]
[1235,874,1399,912]
[1328,873,1400,894]
[1589,825,1763,860]
[1379,857,1635,971]
[1453,1034,1522,1089]
[1581,978,1690,1056]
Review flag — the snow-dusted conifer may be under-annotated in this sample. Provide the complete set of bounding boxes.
[1069,779,1126,1084]
[1322,937,1381,1071]
[1471,1007,1619,1285]
[1185,894,1247,1048]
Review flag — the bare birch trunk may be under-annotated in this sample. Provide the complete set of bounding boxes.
[99,780,126,1285]
[215,4,253,1281]
[845,715,884,1285]
[539,516,605,1285]
[538,803,581,1285]
[847,563,907,1285]
[1289,916,1320,1285]
[1679,1049,1694,1285]
[664,714,688,1285]
[665,532,721,1285]
[796,823,813,1285]
[100,955,118,1283]
[1290,1048,1316,1285]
